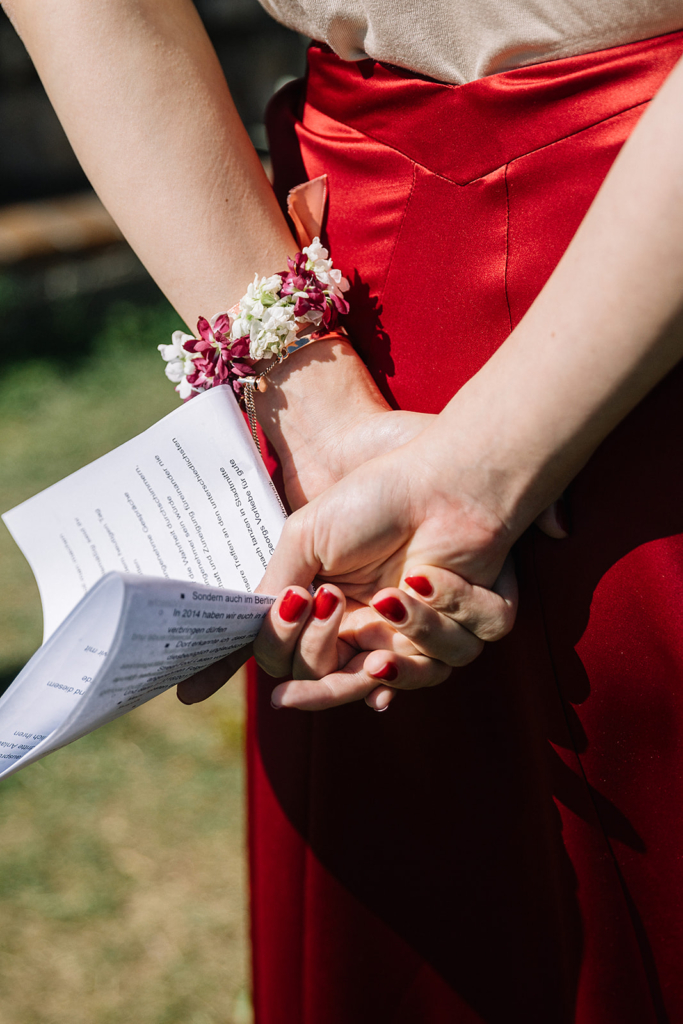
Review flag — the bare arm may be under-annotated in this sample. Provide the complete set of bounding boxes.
[264,50,683,597]
[4,0,466,704]
[428,48,683,548]
[3,0,417,502]
[2,0,294,323]
[255,53,683,709]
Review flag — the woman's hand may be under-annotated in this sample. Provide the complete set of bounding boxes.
[253,560,517,711]
[176,530,520,709]
[260,433,513,601]
[255,41,683,712]
[251,334,433,507]
[175,582,452,709]
[255,585,450,711]
[247,427,525,710]
[252,333,571,531]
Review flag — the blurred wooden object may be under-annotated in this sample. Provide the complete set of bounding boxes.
[0,192,122,264]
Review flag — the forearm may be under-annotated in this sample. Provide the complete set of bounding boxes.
[5,0,391,470]
[3,0,294,325]
[262,49,683,509]
[422,52,683,537]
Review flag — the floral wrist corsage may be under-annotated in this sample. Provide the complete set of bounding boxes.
[158,237,350,401]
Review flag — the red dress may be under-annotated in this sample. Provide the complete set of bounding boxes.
[248,32,683,1023]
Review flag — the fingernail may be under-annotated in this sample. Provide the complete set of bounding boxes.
[270,699,282,710]
[556,496,572,535]
[404,575,433,597]
[373,596,406,624]
[279,589,308,623]
[314,587,339,620]
[371,662,398,682]
[375,705,389,713]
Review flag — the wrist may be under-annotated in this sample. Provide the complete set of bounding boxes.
[399,431,515,581]
[409,377,568,549]
[252,336,391,505]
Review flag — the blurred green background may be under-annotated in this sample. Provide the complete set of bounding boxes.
[0,299,254,1024]
[0,2,307,1020]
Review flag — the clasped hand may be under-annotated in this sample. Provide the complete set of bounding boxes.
[177,406,564,711]
[253,429,519,710]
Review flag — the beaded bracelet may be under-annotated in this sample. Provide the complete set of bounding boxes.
[158,238,350,453]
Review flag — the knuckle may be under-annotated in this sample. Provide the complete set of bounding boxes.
[279,511,307,552]
[433,593,465,616]
[480,605,517,641]
[323,676,339,700]
[477,621,505,642]
[322,674,357,705]
[449,636,485,667]
[260,660,284,678]
[408,621,434,647]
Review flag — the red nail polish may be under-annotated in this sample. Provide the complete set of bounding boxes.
[279,589,308,623]
[314,587,339,620]
[373,596,406,624]
[372,662,398,681]
[404,575,433,597]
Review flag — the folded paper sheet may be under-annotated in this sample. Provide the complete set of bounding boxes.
[0,386,285,778]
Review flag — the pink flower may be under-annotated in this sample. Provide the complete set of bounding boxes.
[330,291,350,315]
[279,251,349,333]
[162,239,350,403]
[279,253,315,296]
[183,317,255,395]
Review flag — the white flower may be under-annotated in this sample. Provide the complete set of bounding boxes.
[241,273,282,314]
[163,358,186,384]
[317,265,350,300]
[176,376,194,400]
[254,333,279,359]
[229,282,298,359]
[163,354,196,396]
[302,237,350,302]
[303,237,330,269]
[261,273,283,295]
[248,304,297,358]
[248,333,271,360]
[300,308,324,326]
[263,302,295,329]
[158,330,194,362]
[230,315,250,339]
[158,331,198,399]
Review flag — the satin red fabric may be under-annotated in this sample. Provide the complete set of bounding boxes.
[249,32,683,1023]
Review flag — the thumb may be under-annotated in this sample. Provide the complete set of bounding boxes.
[256,512,321,595]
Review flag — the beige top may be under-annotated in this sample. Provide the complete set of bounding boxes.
[257,0,683,84]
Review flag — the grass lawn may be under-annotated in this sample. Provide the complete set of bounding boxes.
[0,300,252,1024]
